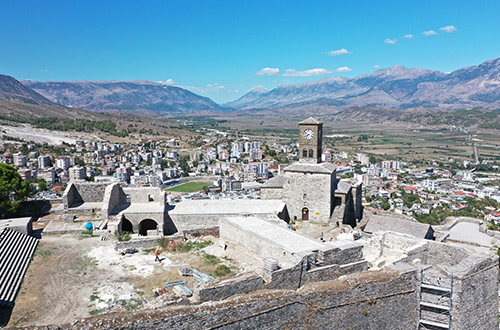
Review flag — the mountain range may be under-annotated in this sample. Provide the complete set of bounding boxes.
[2,56,500,117]
[226,57,500,112]
[23,79,224,114]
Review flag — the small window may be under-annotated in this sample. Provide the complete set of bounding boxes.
[303,149,307,158]
[309,149,314,158]
[303,194,307,200]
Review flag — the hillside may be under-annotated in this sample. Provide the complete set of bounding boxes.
[227,57,500,112]
[0,74,59,107]
[23,80,225,114]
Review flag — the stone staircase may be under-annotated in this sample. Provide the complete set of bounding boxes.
[0,228,38,307]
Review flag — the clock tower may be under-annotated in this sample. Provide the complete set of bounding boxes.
[299,117,323,163]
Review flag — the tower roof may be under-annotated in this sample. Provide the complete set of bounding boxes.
[299,117,322,125]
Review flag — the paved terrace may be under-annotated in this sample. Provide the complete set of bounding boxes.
[169,199,286,216]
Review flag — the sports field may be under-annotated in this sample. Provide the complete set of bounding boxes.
[166,181,211,192]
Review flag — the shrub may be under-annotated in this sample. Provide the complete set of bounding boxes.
[214,264,232,277]
[115,230,131,241]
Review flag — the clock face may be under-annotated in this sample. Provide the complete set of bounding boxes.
[303,129,314,140]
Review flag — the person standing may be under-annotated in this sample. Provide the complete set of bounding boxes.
[155,249,161,262]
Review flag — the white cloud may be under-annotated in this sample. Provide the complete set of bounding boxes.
[158,78,175,85]
[335,66,352,72]
[207,83,226,89]
[440,25,457,33]
[181,83,230,94]
[404,34,414,39]
[384,38,397,44]
[423,30,437,36]
[328,48,351,56]
[282,68,333,77]
[256,67,280,76]
[374,65,380,68]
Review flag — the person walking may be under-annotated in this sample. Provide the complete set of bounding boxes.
[155,249,161,262]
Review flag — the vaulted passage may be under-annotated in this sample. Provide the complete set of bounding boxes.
[139,219,158,236]
[121,218,133,233]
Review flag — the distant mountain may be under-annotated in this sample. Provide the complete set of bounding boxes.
[23,80,225,114]
[0,74,58,106]
[227,57,500,111]
[223,87,269,109]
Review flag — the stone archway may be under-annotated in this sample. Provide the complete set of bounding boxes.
[138,219,158,236]
[121,217,133,233]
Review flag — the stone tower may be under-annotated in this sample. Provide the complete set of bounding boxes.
[299,117,323,163]
[280,117,336,223]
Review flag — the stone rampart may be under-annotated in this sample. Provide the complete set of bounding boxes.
[102,183,127,218]
[39,268,419,330]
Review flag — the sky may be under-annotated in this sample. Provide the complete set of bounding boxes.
[1,1,500,104]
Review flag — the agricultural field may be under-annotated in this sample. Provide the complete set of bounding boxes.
[191,114,500,164]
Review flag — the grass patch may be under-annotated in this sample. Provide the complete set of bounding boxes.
[201,252,221,265]
[89,308,108,316]
[214,264,232,277]
[33,242,52,258]
[79,230,98,239]
[120,298,143,311]
[166,181,211,192]
[159,238,213,252]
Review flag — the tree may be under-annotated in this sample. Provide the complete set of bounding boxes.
[0,164,33,218]
[37,179,47,192]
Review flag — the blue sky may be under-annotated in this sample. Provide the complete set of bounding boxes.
[1,1,500,103]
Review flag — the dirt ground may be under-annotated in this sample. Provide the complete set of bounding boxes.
[7,234,238,328]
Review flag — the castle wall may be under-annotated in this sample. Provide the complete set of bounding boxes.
[451,261,498,329]
[123,187,165,204]
[72,182,108,203]
[260,187,284,200]
[62,183,79,208]
[167,212,283,234]
[102,183,127,217]
[63,269,419,330]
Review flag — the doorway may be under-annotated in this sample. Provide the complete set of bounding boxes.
[302,207,309,221]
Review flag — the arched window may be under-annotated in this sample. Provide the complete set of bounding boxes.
[303,149,307,158]
[309,149,314,158]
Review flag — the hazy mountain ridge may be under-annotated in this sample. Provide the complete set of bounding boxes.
[23,80,225,114]
[227,57,500,111]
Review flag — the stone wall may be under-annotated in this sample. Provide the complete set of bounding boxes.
[74,183,108,203]
[260,187,284,200]
[121,212,165,235]
[62,183,79,208]
[123,187,165,204]
[219,216,305,265]
[283,170,334,223]
[451,262,498,329]
[102,183,127,217]
[167,212,284,235]
[114,237,160,251]
[43,268,419,330]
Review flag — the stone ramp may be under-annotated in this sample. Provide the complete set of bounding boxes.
[0,228,38,307]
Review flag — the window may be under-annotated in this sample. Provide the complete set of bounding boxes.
[309,149,314,158]
[303,149,307,158]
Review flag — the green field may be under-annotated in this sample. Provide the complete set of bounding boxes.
[166,181,211,193]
